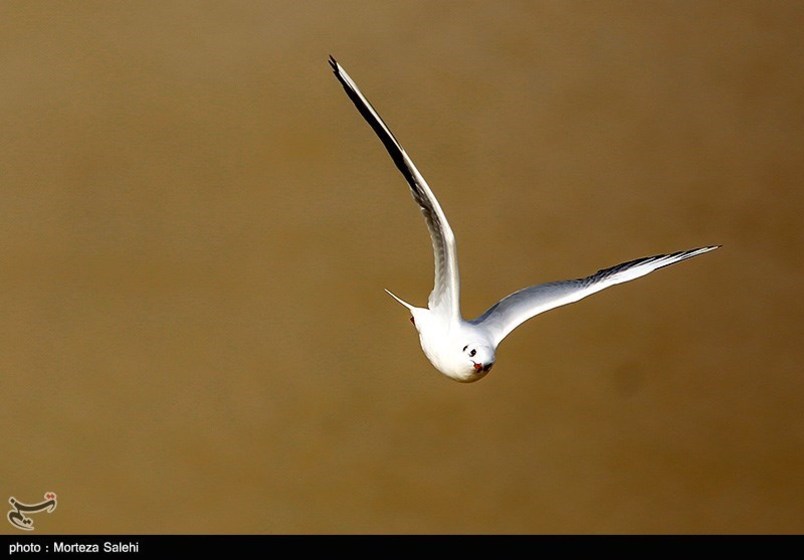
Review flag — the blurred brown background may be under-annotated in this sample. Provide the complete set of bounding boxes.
[1,1,802,534]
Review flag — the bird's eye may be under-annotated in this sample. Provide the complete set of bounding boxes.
[462,345,468,352]
[469,349,476,357]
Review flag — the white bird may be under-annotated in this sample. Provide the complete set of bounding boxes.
[329,56,719,383]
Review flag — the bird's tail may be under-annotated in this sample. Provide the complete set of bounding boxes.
[384,289,415,311]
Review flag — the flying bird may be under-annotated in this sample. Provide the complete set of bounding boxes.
[329,56,719,383]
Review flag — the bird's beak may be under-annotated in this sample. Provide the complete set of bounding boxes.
[473,362,494,373]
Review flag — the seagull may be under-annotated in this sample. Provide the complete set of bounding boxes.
[329,56,719,383]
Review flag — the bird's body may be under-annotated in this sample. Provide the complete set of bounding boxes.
[329,56,719,383]
[408,307,495,383]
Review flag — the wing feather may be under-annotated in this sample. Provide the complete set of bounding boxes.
[472,246,720,345]
[329,56,461,319]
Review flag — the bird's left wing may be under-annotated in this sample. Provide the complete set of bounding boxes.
[471,246,720,346]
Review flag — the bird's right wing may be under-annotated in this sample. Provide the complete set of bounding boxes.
[329,56,461,322]
[471,246,720,346]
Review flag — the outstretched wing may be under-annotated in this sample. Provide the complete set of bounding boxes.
[329,56,461,321]
[471,246,720,346]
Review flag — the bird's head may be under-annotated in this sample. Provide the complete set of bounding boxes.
[452,342,495,382]
[420,337,496,383]
[429,339,497,383]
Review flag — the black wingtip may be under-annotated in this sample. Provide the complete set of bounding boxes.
[328,55,338,72]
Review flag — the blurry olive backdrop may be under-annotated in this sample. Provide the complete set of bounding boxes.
[1,1,801,534]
